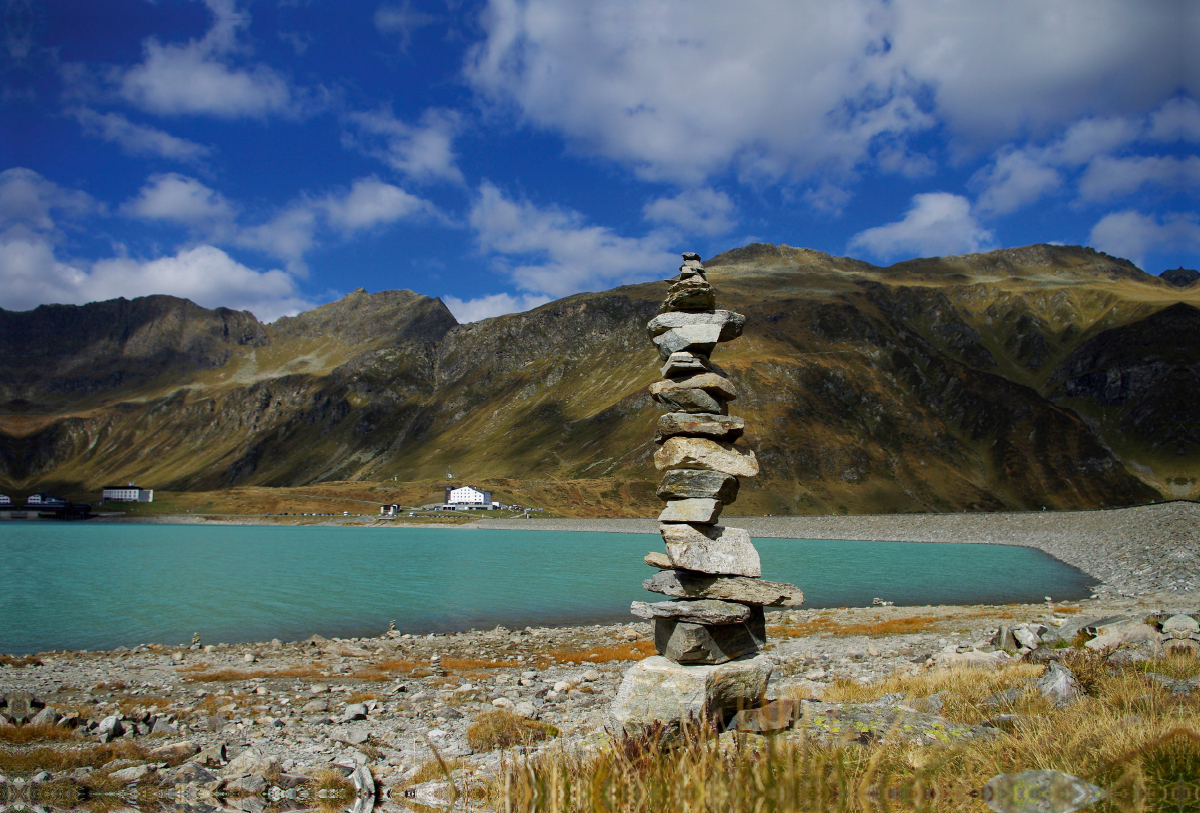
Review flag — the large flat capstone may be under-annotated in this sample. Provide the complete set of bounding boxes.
[644,570,803,606]
[610,654,774,736]
[659,523,761,577]
[654,436,760,477]
[647,310,746,341]
[630,599,752,625]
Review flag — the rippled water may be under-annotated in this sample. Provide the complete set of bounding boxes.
[0,523,1093,654]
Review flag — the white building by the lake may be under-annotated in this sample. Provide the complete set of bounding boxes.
[443,484,498,509]
[102,484,154,503]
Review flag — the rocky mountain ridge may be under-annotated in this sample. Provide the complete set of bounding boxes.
[1,243,1195,513]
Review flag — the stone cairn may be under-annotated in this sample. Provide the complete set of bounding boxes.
[612,252,804,736]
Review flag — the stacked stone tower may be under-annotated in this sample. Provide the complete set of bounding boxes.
[612,252,804,735]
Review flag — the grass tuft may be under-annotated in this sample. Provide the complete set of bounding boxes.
[466,710,559,752]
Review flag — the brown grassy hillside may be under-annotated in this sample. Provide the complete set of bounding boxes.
[1,243,1194,514]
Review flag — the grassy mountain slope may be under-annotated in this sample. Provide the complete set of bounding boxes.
[1,244,1193,514]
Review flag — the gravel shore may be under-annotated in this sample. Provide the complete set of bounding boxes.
[473,501,1200,599]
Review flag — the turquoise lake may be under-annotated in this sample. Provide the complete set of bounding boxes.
[0,523,1093,655]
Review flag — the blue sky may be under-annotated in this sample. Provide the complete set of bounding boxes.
[1,0,1196,323]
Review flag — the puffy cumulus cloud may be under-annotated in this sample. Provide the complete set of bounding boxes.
[1079,156,1200,201]
[84,246,312,321]
[441,291,552,323]
[1089,210,1200,270]
[121,173,237,231]
[68,108,211,162]
[114,0,301,118]
[466,0,1183,186]
[320,177,434,233]
[120,174,438,273]
[848,192,994,261]
[345,107,464,184]
[971,103,1196,213]
[469,181,677,298]
[972,148,1063,215]
[0,170,312,320]
[0,168,95,232]
[643,188,736,236]
[1148,97,1200,142]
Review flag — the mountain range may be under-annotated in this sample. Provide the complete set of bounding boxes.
[1,243,1196,515]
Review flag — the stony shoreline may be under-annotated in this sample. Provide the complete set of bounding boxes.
[474,501,1200,599]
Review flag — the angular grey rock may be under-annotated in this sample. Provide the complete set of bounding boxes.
[630,599,751,625]
[659,523,761,577]
[28,707,60,727]
[1084,622,1158,651]
[1162,614,1200,638]
[1012,627,1041,649]
[95,715,123,742]
[644,570,803,606]
[658,497,722,523]
[647,310,746,341]
[1036,662,1082,707]
[650,372,737,400]
[657,469,740,502]
[189,742,227,767]
[228,774,267,794]
[654,608,766,664]
[109,765,152,783]
[659,278,716,313]
[660,352,709,378]
[654,436,759,477]
[652,387,727,414]
[652,324,722,359]
[222,747,276,778]
[342,703,368,721]
[610,654,773,736]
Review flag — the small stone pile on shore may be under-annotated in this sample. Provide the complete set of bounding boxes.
[612,253,803,734]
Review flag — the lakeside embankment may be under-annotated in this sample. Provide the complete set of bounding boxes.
[475,501,1200,600]
[91,502,1200,599]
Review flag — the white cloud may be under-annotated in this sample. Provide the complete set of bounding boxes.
[441,291,551,323]
[320,177,433,233]
[0,169,312,321]
[0,168,95,231]
[119,174,438,273]
[1089,210,1200,270]
[121,173,236,230]
[1148,97,1200,142]
[1078,155,1200,201]
[115,0,300,118]
[466,0,1184,185]
[469,181,677,298]
[848,192,995,261]
[972,147,1062,215]
[68,108,211,162]
[346,107,464,184]
[375,1,441,51]
[643,188,736,236]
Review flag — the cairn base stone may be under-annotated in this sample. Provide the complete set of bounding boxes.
[610,654,774,737]
[654,608,766,664]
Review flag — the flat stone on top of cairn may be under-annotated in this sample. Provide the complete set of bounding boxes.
[611,251,804,736]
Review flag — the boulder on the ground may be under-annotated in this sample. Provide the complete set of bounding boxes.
[610,654,773,737]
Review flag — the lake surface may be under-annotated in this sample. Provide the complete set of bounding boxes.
[0,523,1093,654]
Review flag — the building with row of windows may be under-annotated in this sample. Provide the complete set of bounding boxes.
[101,484,154,502]
[443,484,500,510]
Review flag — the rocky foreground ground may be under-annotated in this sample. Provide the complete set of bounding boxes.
[2,503,1197,808]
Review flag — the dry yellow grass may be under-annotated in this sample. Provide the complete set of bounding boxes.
[533,640,656,665]
[491,650,1199,812]
[0,723,77,746]
[180,665,323,682]
[466,710,559,752]
[770,613,942,639]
